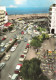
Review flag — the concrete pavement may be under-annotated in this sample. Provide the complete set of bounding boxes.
[1,34,30,80]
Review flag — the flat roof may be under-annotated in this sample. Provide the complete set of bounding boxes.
[0,6,6,11]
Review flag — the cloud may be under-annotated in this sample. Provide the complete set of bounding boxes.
[9,5,17,8]
[14,0,27,5]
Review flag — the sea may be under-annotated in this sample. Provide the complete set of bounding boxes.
[6,7,49,15]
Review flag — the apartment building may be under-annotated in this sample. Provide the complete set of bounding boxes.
[0,6,8,29]
[49,4,56,34]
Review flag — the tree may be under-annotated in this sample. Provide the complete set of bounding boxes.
[42,33,49,40]
[30,37,41,48]
[3,28,7,32]
[20,58,49,80]
[20,60,30,79]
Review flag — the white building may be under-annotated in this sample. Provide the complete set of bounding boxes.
[0,6,8,29]
[49,4,56,34]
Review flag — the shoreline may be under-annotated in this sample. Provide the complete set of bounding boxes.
[8,13,49,20]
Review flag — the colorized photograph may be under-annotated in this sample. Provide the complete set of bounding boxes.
[0,0,56,80]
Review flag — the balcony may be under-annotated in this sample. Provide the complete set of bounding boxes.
[52,4,56,7]
[49,8,52,11]
[49,12,52,15]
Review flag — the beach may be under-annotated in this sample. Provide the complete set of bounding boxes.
[8,13,49,20]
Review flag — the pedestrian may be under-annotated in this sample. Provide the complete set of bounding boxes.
[8,73,12,79]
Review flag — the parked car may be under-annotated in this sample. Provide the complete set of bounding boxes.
[26,43,29,48]
[20,54,26,57]
[10,46,16,52]
[0,62,5,70]
[14,43,18,47]
[17,40,21,44]
[19,55,25,62]
[4,43,9,48]
[13,34,17,39]
[9,39,13,44]
[1,47,5,52]
[4,54,10,61]
[14,64,22,74]
[0,42,5,47]
[23,48,28,54]
[11,74,18,80]
[24,38,28,42]
[2,37,6,40]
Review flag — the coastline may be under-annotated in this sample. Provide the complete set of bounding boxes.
[8,13,49,20]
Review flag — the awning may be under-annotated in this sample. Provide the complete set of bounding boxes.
[4,22,12,27]
[5,12,8,15]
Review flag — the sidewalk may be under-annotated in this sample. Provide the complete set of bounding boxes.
[26,47,36,60]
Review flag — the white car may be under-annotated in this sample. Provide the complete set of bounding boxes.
[15,64,22,73]
[10,46,16,52]
[4,54,10,61]
[23,49,28,54]
[14,43,18,48]
[9,39,13,44]
[19,57,25,62]
[11,74,18,80]
[0,43,5,47]
[19,54,26,62]
[4,43,9,48]
[3,35,7,38]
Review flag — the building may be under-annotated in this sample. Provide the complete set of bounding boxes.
[49,4,56,34]
[0,6,8,29]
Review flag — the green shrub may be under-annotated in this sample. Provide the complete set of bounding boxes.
[3,28,7,32]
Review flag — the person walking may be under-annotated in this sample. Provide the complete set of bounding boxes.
[8,73,12,79]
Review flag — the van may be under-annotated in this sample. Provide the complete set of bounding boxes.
[11,74,18,80]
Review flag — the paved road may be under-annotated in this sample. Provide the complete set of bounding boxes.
[1,34,30,80]
[1,30,19,44]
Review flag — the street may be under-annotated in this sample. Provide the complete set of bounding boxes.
[0,28,30,80]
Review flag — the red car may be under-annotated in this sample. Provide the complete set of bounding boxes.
[21,31,24,34]
[20,55,24,58]
[26,43,29,48]
[2,37,6,40]
[14,64,22,74]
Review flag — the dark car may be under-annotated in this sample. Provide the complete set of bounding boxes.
[0,62,5,70]
[24,38,28,42]
[2,37,6,40]
[17,40,21,43]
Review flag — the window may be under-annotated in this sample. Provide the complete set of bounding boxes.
[49,8,52,11]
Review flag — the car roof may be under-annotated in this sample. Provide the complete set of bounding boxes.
[11,74,18,79]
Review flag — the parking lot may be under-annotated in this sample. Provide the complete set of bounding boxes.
[0,18,56,80]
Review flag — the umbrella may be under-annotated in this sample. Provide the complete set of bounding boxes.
[27,43,29,45]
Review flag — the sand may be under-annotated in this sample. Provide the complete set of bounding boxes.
[8,13,49,20]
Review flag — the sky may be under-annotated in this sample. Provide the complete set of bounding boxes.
[0,0,56,8]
